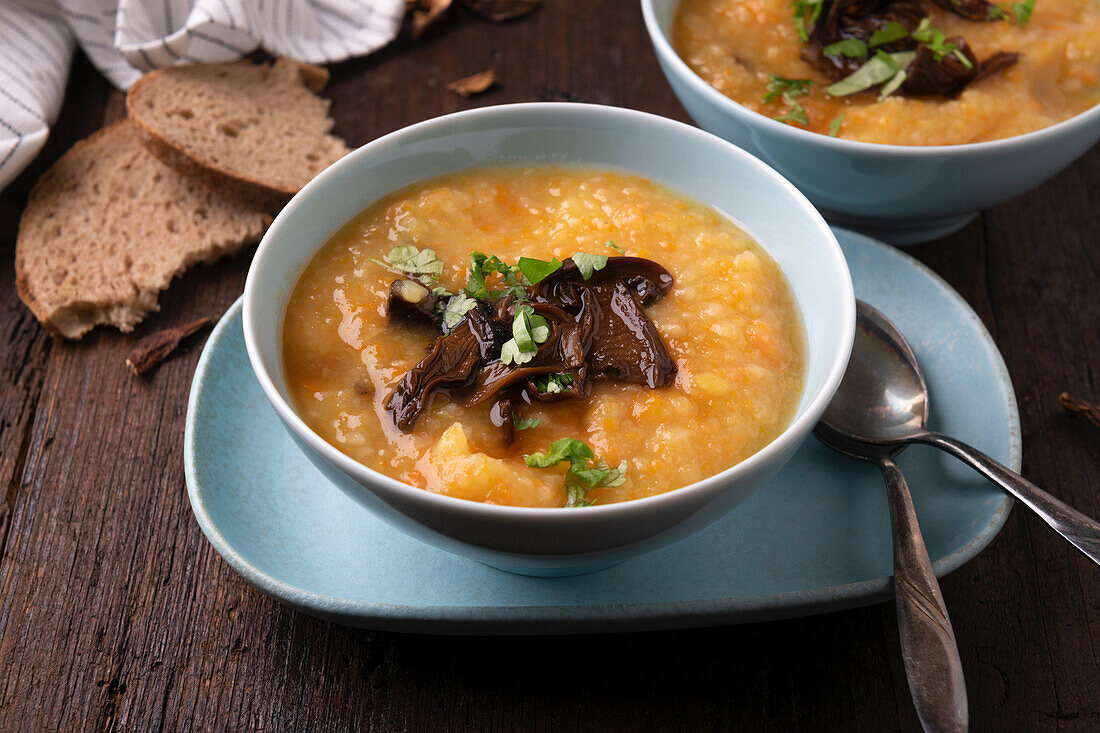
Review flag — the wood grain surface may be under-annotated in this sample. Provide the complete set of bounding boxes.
[0,1,1096,730]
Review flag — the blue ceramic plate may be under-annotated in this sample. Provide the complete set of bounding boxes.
[185,229,1019,634]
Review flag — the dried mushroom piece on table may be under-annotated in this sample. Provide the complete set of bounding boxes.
[126,318,212,375]
[447,70,498,97]
[409,0,453,37]
[1060,392,1100,428]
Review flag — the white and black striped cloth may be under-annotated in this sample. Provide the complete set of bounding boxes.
[0,0,404,192]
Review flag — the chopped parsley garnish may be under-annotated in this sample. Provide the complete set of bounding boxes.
[827,113,846,136]
[984,0,1033,24]
[775,101,810,124]
[571,252,609,280]
[825,50,916,97]
[517,256,562,286]
[877,66,908,100]
[466,251,528,301]
[535,373,574,393]
[467,253,569,299]
[763,75,813,126]
[606,240,626,254]
[513,414,540,430]
[439,292,477,332]
[370,245,446,288]
[379,248,630,334]
[499,341,528,365]
[790,0,825,42]
[762,75,812,104]
[1009,0,1035,26]
[912,18,973,68]
[500,303,550,366]
[868,21,909,47]
[823,38,869,59]
[524,438,628,507]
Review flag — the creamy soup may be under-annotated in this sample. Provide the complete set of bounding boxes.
[674,0,1100,144]
[282,167,805,507]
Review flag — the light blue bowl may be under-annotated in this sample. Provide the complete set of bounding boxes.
[242,103,854,576]
[641,0,1100,244]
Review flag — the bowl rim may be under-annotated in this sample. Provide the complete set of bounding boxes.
[639,0,1100,156]
[242,101,856,520]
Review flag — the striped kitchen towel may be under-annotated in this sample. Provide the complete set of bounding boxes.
[0,0,404,192]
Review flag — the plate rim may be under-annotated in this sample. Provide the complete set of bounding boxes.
[183,228,1018,633]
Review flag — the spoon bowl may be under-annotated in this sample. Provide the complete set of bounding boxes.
[819,303,929,447]
[823,301,1100,566]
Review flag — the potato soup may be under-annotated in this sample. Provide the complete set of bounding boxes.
[674,0,1100,144]
[282,167,805,507]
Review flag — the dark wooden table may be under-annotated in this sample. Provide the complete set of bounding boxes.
[1,1,1097,730]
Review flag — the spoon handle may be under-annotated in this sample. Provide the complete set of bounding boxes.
[878,456,968,733]
[918,432,1100,566]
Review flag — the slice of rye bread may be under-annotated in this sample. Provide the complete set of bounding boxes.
[127,58,351,209]
[15,120,272,339]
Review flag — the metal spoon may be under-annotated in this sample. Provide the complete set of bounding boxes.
[824,301,1100,566]
[815,303,967,733]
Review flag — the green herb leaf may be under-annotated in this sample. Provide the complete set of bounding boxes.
[520,304,551,348]
[827,113,846,136]
[792,16,809,42]
[570,253,609,280]
[513,414,540,430]
[501,304,550,365]
[986,4,1009,20]
[912,18,970,65]
[1009,0,1034,26]
[790,0,825,42]
[525,438,593,469]
[877,69,907,101]
[511,304,541,350]
[524,438,628,508]
[774,97,810,125]
[517,256,562,286]
[564,458,627,506]
[764,75,813,126]
[391,247,444,283]
[606,240,626,254]
[500,339,532,366]
[911,17,935,42]
[762,75,812,104]
[824,51,916,97]
[370,245,446,288]
[823,38,868,59]
[535,373,574,394]
[464,251,491,298]
[466,251,528,302]
[565,486,594,507]
[868,21,909,47]
[595,459,628,488]
[440,293,477,332]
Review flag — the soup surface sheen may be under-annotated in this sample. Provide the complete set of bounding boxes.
[283,167,805,507]
[673,0,1100,144]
